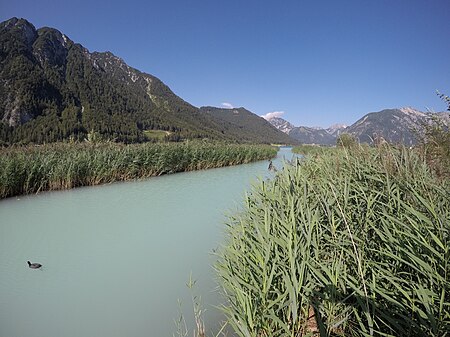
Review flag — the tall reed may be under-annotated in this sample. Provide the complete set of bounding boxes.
[292,145,335,156]
[0,142,276,199]
[216,145,449,336]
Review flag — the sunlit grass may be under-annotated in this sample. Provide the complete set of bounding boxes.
[292,144,336,156]
[143,129,170,140]
[0,141,276,199]
[216,145,449,336]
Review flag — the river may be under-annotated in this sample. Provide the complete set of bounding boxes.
[0,147,295,337]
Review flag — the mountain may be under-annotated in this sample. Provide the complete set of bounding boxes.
[0,17,295,145]
[344,107,449,145]
[266,117,295,134]
[288,126,336,145]
[266,108,449,146]
[326,124,347,137]
[200,107,296,144]
[264,116,337,145]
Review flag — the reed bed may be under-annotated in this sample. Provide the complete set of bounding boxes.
[0,142,276,199]
[292,145,336,156]
[216,146,449,337]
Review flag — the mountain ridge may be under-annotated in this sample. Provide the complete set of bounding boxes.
[0,17,296,145]
[2,17,447,147]
[200,106,295,144]
[266,108,449,145]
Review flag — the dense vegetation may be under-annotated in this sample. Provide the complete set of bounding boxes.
[200,107,295,145]
[415,92,450,180]
[416,117,450,179]
[0,142,276,199]
[216,145,449,336]
[0,18,295,145]
[292,144,335,156]
[0,21,150,143]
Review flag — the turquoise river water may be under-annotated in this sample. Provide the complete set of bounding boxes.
[0,147,295,337]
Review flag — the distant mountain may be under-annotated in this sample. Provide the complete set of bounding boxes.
[0,17,293,145]
[266,108,449,145]
[326,124,347,137]
[436,111,450,125]
[345,107,449,145]
[264,116,337,145]
[288,126,336,145]
[266,117,295,134]
[200,107,296,144]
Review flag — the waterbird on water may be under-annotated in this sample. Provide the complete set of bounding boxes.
[27,261,42,269]
[268,160,277,172]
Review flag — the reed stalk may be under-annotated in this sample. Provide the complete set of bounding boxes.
[0,142,276,199]
[216,145,449,336]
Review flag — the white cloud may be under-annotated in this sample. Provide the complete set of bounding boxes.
[261,111,285,120]
[221,102,234,109]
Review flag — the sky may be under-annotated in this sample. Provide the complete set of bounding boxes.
[1,0,449,127]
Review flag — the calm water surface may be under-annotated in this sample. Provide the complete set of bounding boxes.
[0,147,295,337]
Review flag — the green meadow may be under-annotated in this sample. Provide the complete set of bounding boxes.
[143,129,171,141]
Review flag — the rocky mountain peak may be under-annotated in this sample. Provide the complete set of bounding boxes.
[265,116,295,134]
[399,107,426,116]
[1,17,37,47]
[90,51,144,84]
[33,27,71,65]
[91,51,127,70]
[326,123,347,136]
[37,27,70,47]
[2,17,35,32]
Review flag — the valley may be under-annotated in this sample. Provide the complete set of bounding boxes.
[0,11,449,337]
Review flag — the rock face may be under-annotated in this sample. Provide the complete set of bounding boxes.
[0,17,297,145]
[1,18,38,127]
[266,117,296,134]
[326,124,347,137]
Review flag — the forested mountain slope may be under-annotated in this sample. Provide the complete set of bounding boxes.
[0,18,296,145]
[200,106,295,144]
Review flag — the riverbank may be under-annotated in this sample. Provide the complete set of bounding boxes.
[216,145,450,336]
[0,141,276,199]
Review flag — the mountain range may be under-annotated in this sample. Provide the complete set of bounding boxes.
[0,17,293,145]
[1,17,448,147]
[265,107,449,145]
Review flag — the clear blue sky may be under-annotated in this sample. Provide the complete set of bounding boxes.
[1,0,449,127]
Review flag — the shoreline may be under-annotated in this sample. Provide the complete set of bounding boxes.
[0,142,277,199]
